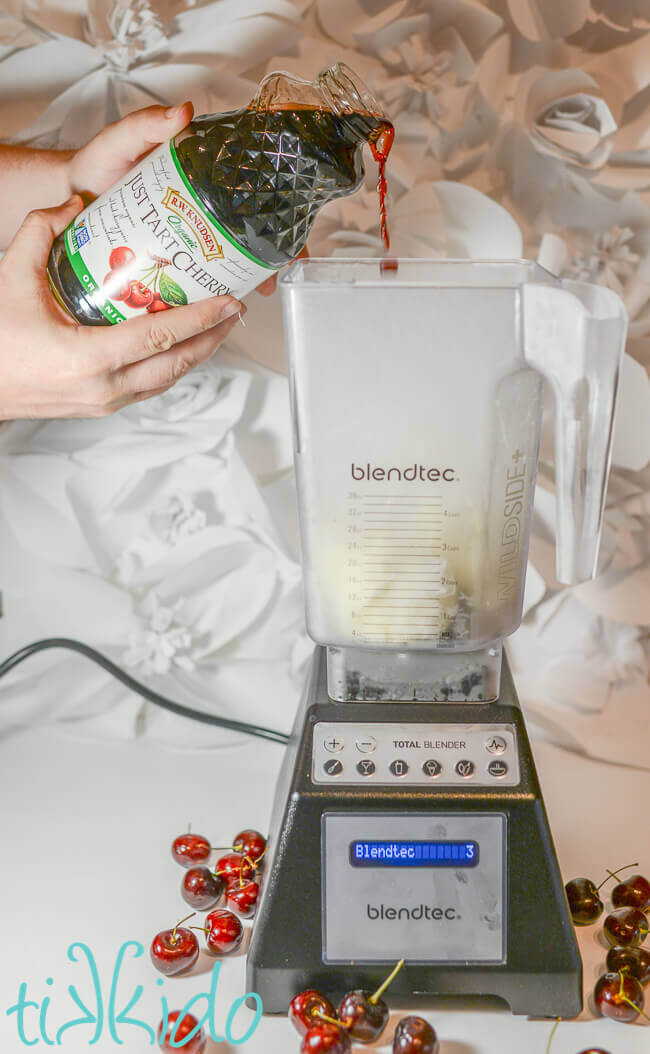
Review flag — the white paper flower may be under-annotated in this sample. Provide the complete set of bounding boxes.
[124,592,198,674]
[515,67,619,171]
[151,491,207,545]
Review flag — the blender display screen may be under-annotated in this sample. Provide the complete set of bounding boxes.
[350,840,479,868]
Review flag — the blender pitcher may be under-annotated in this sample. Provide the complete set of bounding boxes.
[281,259,627,702]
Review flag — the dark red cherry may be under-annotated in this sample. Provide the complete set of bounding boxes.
[150,915,199,976]
[158,1011,206,1053]
[606,945,650,985]
[392,1016,439,1053]
[576,1050,612,1053]
[603,907,649,947]
[182,867,225,911]
[564,878,603,925]
[289,991,339,1036]
[338,959,404,1043]
[301,1023,351,1053]
[612,875,650,912]
[226,880,260,918]
[216,853,256,883]
[172,833,211,868]
[203,908,243,955]
[594,972,645,1022]
[338,990,388,1042]
[232,828,267,862]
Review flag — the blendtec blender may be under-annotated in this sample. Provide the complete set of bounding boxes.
[247,260,627,1017]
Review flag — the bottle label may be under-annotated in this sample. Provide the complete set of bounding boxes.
[61,141,276,324]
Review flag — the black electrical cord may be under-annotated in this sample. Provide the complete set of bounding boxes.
[0,638,289,745]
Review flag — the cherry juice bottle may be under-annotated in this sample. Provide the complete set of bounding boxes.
[47,63,393,326]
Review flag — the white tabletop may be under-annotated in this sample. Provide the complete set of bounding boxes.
[0,720,648,1053]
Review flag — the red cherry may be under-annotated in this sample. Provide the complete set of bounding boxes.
[301,1023,351,1053]
[603,907,649,947]
[226,880,260,918]
[158,1011,206,1054]
[172,833,211,868]
[594,972,645,1022]
[612,875,650,912]
[338,959,404,1043]
[232,829,267,862]
[182,867,225,911]
[147,292,172,312]
[203,909,243,955]
[102,270,131,302]
[392,1016,439,1053]
[289,990,338,1036]
[150,915,199,976]
[216,853,256,882]
[109,246,136,271]
[124,280,153,309]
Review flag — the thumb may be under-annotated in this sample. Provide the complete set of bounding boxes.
[93,102,194,167]
[9,195,83,273]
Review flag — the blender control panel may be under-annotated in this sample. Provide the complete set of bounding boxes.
[322,812,506,963]
[312,723,519,786]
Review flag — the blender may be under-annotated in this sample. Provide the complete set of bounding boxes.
[247,259,627,1017]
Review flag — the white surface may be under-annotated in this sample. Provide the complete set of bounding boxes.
[0,722,648,1052]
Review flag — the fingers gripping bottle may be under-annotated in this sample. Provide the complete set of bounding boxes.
[47,63,394,326]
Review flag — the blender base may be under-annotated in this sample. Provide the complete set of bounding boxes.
[247,646,582,1019]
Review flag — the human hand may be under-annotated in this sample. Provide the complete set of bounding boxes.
[0,196,245,419]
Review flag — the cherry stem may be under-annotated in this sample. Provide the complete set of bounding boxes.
[545,1018,561,1054]
[618,971,650,1021]
[171,912,196,943]
[315,1011,346,1029]
[596,862,639,892]
[369,959,405,1005]
[190,926,210,936]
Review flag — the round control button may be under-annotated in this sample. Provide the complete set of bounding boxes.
[357,759,376,777]
[389,759,409,778]
[485,736,507,755]
[422,759,443,778]
[355,736,377,754]
[324,759,343,776]
[323,736,344,753]
[455,759,475,778]
[488,759,508,778]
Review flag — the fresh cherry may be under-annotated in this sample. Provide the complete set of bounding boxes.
[565,863,639,926]
[216,853,256,883]
[338,960,404,1043]
[594,972,645,1022]
[603,907,649,948]
[147,292,172,312]
[150,914,199,976]
[607,944,650,985]
[103,270,131,301]
[301,1023,351,1053]
[172,833,211,868]
[612,874,650,912]
[182,867,225,911]
[226,880,260,918]
[393,1016,439,1053]
[564,878,603,925]
[124,280,153,309]
[109,246,136,271]
[202,909,243,955]
[158,1011,206,1053]
[232,829,267,862]
[289,990,339,1036]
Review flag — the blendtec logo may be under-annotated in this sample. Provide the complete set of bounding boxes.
[367,904,459,921]
[352,463,456,483]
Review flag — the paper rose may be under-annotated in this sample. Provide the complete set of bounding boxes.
[515,67,619,172]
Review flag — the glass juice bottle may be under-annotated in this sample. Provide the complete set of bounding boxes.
[47,63,393,325]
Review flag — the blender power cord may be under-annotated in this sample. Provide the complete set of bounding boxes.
[0,638,289,746]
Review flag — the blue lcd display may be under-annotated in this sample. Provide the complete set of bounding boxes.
[350,840,479,868]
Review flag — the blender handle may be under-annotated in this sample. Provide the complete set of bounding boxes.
[523,281,628,585]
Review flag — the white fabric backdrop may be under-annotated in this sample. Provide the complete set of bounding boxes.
[0,0,648,767]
